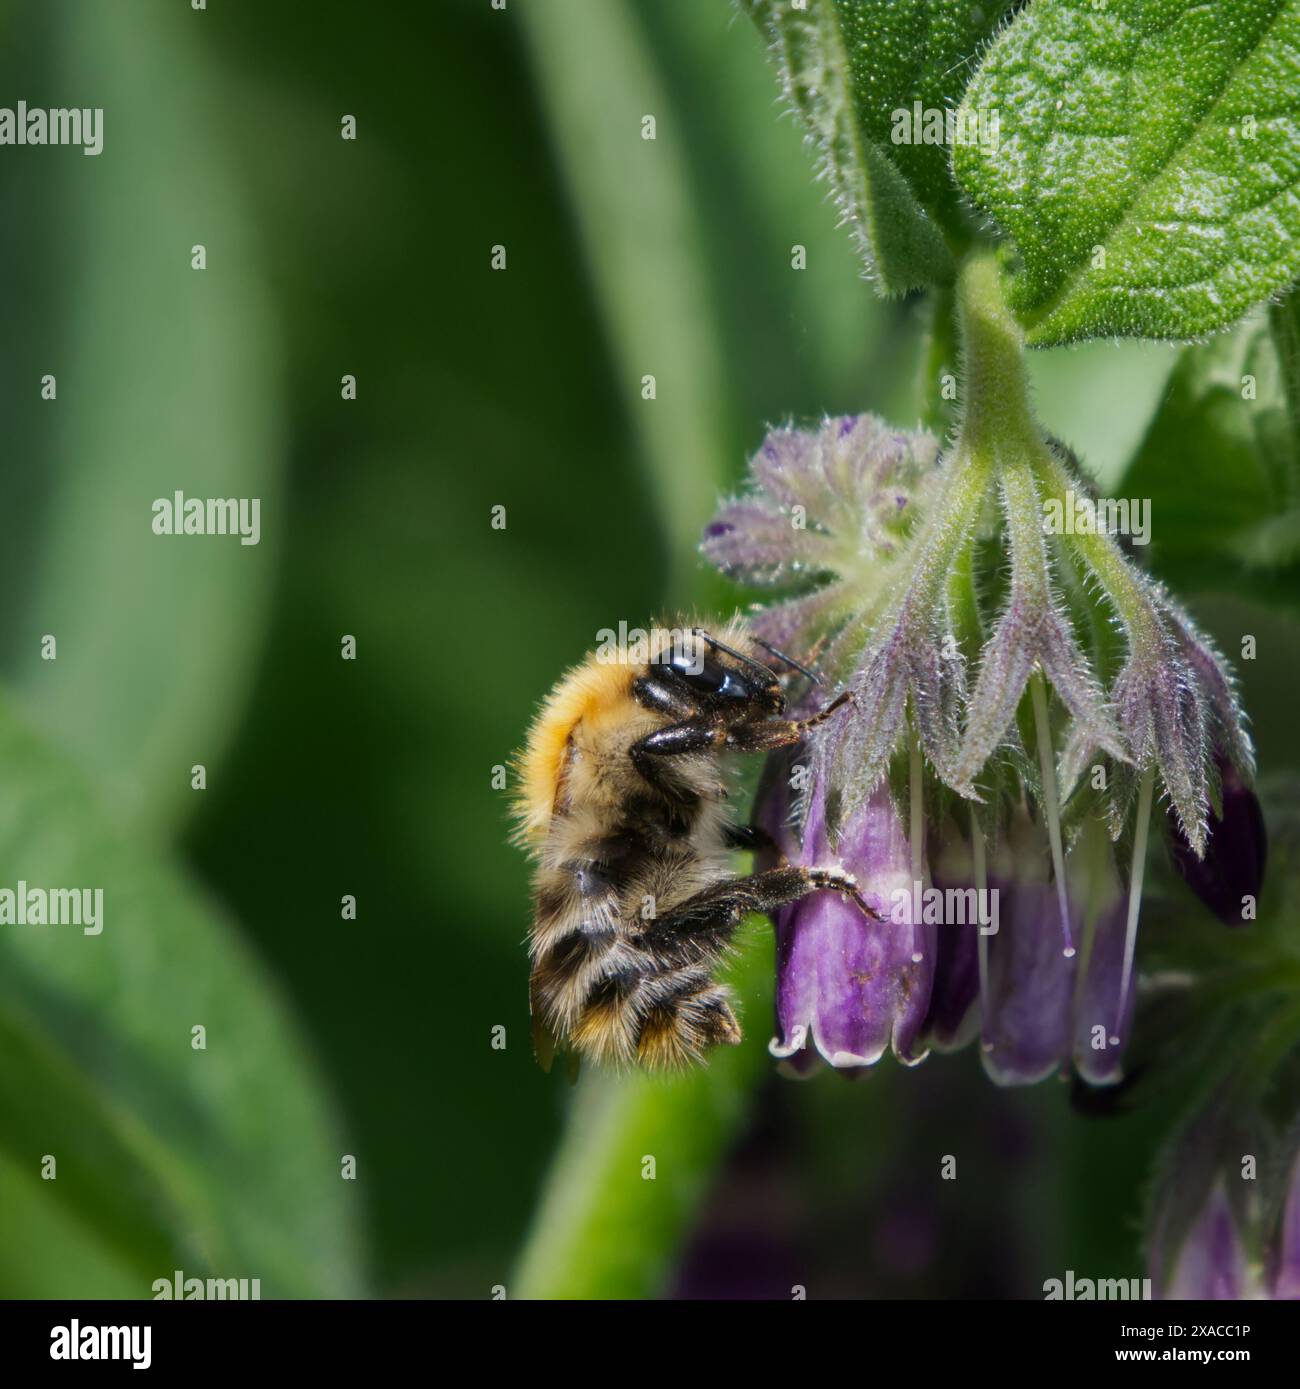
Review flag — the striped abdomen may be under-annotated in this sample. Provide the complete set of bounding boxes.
[529,829,741,1068]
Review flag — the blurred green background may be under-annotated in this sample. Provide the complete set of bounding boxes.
[1,0,1297,1299]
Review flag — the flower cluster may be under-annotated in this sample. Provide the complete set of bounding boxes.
[701,257,1261,1085]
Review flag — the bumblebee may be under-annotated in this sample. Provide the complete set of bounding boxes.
[513,617,871,1071]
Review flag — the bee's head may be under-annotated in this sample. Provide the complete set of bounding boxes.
[652,629,790,716]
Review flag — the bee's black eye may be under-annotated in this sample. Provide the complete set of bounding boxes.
[656,646,721,688]
[655,648,751,701]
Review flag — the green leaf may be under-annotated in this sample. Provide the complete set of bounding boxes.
[0,700,363,1297]
[1120,309,1300,591]
[954,0,1300,345]
[1,1,282,836]
[742,1,1017,294]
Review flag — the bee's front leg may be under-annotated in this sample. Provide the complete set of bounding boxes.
[628,718,725,793]
[726,690,854,753]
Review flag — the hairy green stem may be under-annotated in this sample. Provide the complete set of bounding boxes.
[955,251,1039,461]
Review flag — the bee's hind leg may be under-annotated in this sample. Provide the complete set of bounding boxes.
[637,865,882,962]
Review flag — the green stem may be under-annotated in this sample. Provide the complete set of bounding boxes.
[954,251,1039,460]
[843,254,1019,674]
[953,253,1153,659]
[512,928,773,1298]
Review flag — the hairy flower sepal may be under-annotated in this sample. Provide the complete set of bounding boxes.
[1028,444,1254,855]
[813,253,1124,836]
[950,452,1124,800]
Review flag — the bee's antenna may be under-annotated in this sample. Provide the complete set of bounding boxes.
[692,628,780,682]
[752,637,821,686]
[694,628,821,686]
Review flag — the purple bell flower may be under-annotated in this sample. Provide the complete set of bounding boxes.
[979,813,1133,1086]
[982,896,1075,1085]
[1068,819,1135,1086]
[1141,1106,1300,1301]
[1159,1182,1251,1300]
[1070,889,1132,1087]
[1170,759,1268,926]
[769,772,934,1071]
[1148,1130,1300,1299]
[921,827,985,1051]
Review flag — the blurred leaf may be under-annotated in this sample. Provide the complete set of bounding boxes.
[1269,287,1300,503]
[1,0,282,835]
[741,0,1016,294]
[955,0,1300,345]
[513,929,773,1299]
[0,699,363,1297]
[1120,310,1300,598]
[520,0,732,590]
[647,0,890,427]
[0,1147,141,1298]
[1026,339,1175,492]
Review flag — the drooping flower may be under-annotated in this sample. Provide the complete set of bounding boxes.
[1069,886,1132,1087]
[972,810,1133,1086]
[761,759,934,1072]
[1107,575,1254,857]
[922,826,983,1052]
[1146,1101,1256,1300]
[979,858,1074,1085]
[1169,758,1268,925]
[702,253,1257,1087]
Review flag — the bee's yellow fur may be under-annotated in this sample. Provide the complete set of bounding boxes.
[513,616,861,1072]
[513,658,638,849]
[514,619,753,1070]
